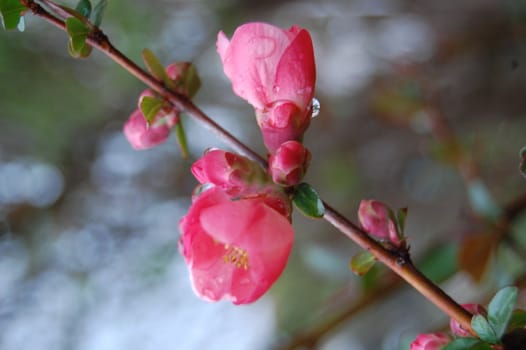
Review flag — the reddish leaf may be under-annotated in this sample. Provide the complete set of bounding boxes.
[458,234,496,282]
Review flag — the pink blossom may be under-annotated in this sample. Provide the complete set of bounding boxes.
[165,62,185,81]
[269,141,311,186]
[124,89,178,150]
[179,187,294,304]
[450,303,486,337]
[217,22,316,152]
[123,108,173,150]
[191,149,268,193]
[358,199,400,245]
[410,333,451,350]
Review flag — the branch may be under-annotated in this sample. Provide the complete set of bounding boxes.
[23,0,474,335]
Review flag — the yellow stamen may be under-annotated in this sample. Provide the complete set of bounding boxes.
[223,244,249,270]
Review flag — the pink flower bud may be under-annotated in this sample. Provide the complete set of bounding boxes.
[124,89,178,150]
[450,303,487,337]
[217,22,316,153]
[358,199,400,245]
[179,186,294,304]
[410,333,450,350]
[256,101,312,153]
[191,149,268,192]
[165,62,187,81]
[137,90,177,129]
[123,109,173,150]
[269,141,311,186]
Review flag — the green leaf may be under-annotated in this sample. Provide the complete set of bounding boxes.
[0,0,26,30]
[487,286,518,338]
[418,243,458,283]
[349,251,376,276]
[471,314,499,344]
[443,338,488,350]
[75,0,92,18]
[467,179,501,222]
[182,63,201,97]
[507,309,526,330]
[67,40,93,58]
[142,49,175,90]
[91,0,107,27]
[174,117,188,159]
[396,207,407,237]
[140,96,164,124]
[293,183,325,218]
[66,17,91,55]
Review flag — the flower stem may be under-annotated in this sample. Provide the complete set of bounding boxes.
[24,0,474,335]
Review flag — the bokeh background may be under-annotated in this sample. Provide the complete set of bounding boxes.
[1,0,526,349]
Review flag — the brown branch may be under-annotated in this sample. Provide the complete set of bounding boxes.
[23,0,475,335]
[322,203,473,331]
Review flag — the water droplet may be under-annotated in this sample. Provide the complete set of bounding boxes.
[273,85,280,94]
[311,98,320,118]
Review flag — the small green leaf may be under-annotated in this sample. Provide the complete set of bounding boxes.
[75,0,92,18]
[443,338,486,350]
[67,40,93,58]
[66,17,91,55]
[350,251,376,276]
[182,63,201,97]
[395,207,408,238]
[487,286,518,338]
[293,183,325,218]
[507,309,526,330]
[0,0,26,30]
[174,117,188,159]
[472,314,499,344]
[142,49,175,90]
[140,96,164,124]
[91,0,107,27]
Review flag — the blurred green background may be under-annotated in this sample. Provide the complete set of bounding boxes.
[1,0,526,349]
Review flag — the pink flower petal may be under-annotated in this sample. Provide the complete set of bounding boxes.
[179,187,293,304]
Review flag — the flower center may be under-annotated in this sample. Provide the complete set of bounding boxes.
[223,244,249,270]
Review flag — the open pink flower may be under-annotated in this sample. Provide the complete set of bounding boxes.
[179,186,294,304]
[217,22,316,152]
[410,333,450,350]
[269,140,311,186]
[358,199,401,245]
[450,303,486,337]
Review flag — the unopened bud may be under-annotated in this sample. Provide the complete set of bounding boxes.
[450,303,486,337]
[269,141,311,186]
[358,199,401,245]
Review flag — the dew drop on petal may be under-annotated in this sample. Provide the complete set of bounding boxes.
[311,98,320,118]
